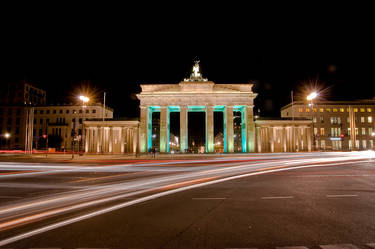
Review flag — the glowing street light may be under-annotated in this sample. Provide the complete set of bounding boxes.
[4,133,10,139]
[306,91,318,101]
[79,95,89,103]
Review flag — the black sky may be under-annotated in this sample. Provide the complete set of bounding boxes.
[2,5,374,118]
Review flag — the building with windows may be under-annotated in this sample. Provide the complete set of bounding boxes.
[0,81,46,106]
[281,100,375,150]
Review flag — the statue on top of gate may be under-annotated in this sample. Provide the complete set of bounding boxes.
[184,60,208,82]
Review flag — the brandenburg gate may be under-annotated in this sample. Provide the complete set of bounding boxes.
[136,61,258,153]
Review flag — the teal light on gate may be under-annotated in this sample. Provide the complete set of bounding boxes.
[188,106,206,112]
[233,105,247,152]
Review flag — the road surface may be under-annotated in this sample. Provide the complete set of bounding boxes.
[0,152,374,248]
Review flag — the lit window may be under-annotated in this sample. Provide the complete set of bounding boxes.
[367,108,372,112]
[355,128,359,135]
[320,128,325,136]
[361,117,365,123]
[360,108,365,112]
[369,127,373,135]
[320,116,324,123]
[347,117,350,123]
[298,108,303,113]
[362,140,367,149]
[326,108,331,112]
[340,108,344,112]
[362,128,366,135]
[368,116,373,123]
[314,128,318,135]
[338,117,341,124]
[346,108,349,112]
[319,108,324,113]
[313,116,317,123]
[348,128,351,134]
[354,108,358,112]
[313,108,317,112]
[333,108,338,112]
[306,108,310,112]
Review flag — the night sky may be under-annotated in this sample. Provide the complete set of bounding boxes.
[2,6,374,119]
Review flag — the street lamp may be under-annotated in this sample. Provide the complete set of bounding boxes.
[77,95,90,156]
[307,91,318,151]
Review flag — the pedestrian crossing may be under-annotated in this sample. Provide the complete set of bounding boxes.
[2,244,375,249]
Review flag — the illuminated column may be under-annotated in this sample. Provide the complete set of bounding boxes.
[225,106,234,153]
[127,128,131,153]
[206,106,214,153]
[256,126,261,152]
[133,128,138,153]
[306,127,311,152]
[120,128,125,153]
[139,106,149,153]
[180,106,188,153]
[85,128,89,152]
[269,127,274,153]
[246,106,255,152]
[160,106,170,153]
[109,127,113,153]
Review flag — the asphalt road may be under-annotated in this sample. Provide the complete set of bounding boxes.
[0,152,375,249]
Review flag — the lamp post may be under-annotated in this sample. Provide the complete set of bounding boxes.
[307,92,318,151]
[78,95,89,155]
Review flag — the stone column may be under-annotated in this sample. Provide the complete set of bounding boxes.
[109,127,113,153]
[160,106,169,153]
[256,126,261,152]
[307,127,312,152]
[283,128,287,152]
[180,106,188,153]
[85,128,89,152]
[269,127,274,153]
[133,128,138,153]
[206,106,214,153]
[246,106,255,152]
[139,106,148,153]
[225,106,234,153]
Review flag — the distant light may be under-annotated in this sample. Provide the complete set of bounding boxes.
[152,134,156,138]
[372,132,375,137]
[4,133,10,139]
[307,92,318,101]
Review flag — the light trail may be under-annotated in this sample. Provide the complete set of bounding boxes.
[0,157,370,246]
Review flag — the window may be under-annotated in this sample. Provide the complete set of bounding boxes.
[319,108,324,113]
[79,110,82,114]
[298,108,303,113]
[340,108,344,112]
[313,116,317,123]
[92,109,96,113]
[355,128,359,135]
[16,118,20,125]
[362,128,366,135]
[72,118,76,123]
[326,108,331,112]
[369,127,373,135]
[79,118,82,124]
[348,128,351,134]
[53,110,56,114]
[16,109,21,115]
[321,140,325,149]
[367,108,372,112]
[46,110,50,114]
[360,108,365,112]
[8,109,12,115]
[46,118,49,124]
[313,108,317,112]
[354,108,358,112]
[356,140,359,148]
[66,110,70,114]
[362,140,367,149]
[16,127,19,134]
[320,128,325,136]
[314,128,318,135]
[86,109,89,114]
[333,108,338,112]
[59,110,63,114]
[320,116,324,123]
[337,117,341,124]
[347,117,350,123]
[306,108,310,113]
[361,117,365,123]
[40,119,43,124]
[368,116,373,123]
[370,140,374,148]
[40,110,44,114]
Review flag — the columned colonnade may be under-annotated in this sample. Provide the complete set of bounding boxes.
[255,120,312,153]
[84,121,139,154]
[139,105,255,153]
